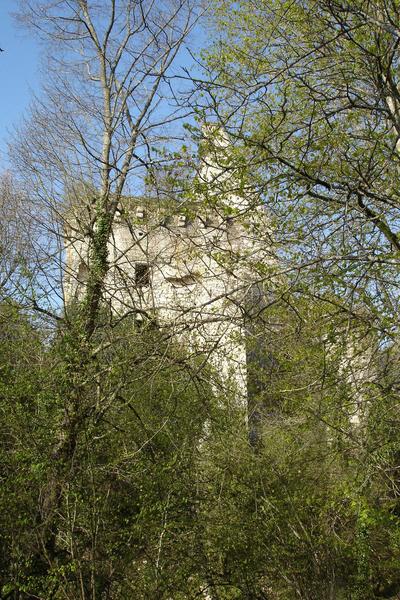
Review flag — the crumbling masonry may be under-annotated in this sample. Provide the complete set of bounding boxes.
[64,130,275,404]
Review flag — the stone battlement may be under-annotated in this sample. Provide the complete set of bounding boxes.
[64,132,274,404]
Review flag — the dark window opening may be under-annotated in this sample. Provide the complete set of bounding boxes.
[166,274,198,287]
[135,263,150,287]
[77,261,89,283]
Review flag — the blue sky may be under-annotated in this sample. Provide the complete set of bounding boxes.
[0,2,208,170]
[0,1,40,168]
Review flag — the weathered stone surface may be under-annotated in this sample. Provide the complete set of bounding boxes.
[64,134,275,402]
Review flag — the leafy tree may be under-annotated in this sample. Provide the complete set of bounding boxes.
[196,297,400,599]
[3,2,400,599]
[2,292,400,599]
[0,308,217,599]
[5,4,202,595]
[200,0,400,336]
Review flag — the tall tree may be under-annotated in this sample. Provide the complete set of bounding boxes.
[13,0,200,334]
[5,2,202,595]
[192,3,400,597]
[199,0,400,337]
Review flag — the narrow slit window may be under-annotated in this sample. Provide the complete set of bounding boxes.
[77,261,89,283]
[135,263,150,287]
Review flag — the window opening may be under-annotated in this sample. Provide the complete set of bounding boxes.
[135,263,150,287]
[166,273,198,287]
[77,261,89,283]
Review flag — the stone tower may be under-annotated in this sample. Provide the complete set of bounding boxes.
[64,129,274,402]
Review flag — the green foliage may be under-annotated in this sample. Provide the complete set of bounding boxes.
[1,304,400,599]
[205,0,400,337]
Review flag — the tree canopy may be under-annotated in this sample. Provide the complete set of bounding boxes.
[1,1,400,599]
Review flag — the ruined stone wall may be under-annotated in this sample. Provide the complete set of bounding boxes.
[64,127,275,402]
[64,199,272,402]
